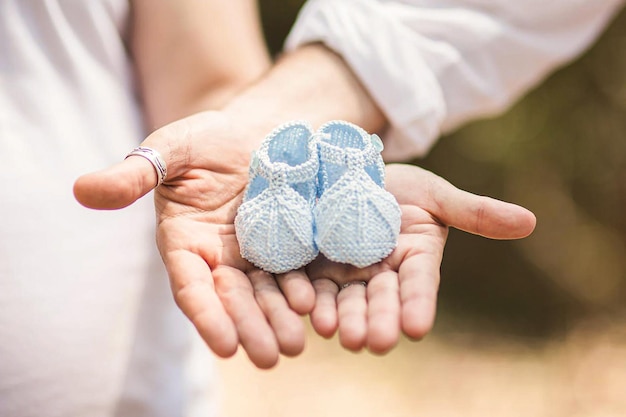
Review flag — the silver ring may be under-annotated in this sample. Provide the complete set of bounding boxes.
[341,281,368,290]
[125,146,167,187]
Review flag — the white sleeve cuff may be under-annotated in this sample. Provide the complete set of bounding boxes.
[285,0,624,162]
[285,0,446,161]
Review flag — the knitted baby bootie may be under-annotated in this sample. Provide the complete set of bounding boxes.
[314,121,401,267]
[235,121,319,274]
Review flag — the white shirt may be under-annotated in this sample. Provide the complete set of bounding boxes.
[286,0,625,161]
[0,1,215,416]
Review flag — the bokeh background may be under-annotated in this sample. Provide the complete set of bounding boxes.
[217,3,626,416]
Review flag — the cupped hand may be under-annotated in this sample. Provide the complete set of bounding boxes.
[73,111,314,368]
[73,110,537,363]
[305,163,537,354]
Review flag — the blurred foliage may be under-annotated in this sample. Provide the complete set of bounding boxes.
[426,8,626,339]
[259,2,626,339]
[259,0,306,55]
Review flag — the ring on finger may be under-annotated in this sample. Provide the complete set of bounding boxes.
[341,280,368,290]
[125,146,167,188]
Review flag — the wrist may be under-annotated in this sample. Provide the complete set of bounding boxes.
[222,44,387,136]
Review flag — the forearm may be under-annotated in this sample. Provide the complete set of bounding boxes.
[222,44,387,144]
[130,0,271,128]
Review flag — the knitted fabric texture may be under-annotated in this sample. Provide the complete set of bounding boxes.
[314,121,401,267]
[235,121,319,274]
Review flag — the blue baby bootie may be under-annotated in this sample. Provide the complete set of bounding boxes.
[314,121,401,267]
[235,121,319,274]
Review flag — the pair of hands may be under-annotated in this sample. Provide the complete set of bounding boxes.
[74,111,536,368]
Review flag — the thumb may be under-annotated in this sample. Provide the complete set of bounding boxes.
[73,119,188,210]
[73,154,162,210]
[74,111,240,210]
[434,184,537,240]
[386,164,536,240]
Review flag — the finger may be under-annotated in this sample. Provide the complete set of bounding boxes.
[249,270,306,357]
[309,279,339,338]
[337,283,368,351]
[366,271,401,354]
[276,268,315,315]
[385,164,536,239]
[73,118,192,210]
[213,266,280,369]
[395,236,443,340]
[165,250,239,359]
[73,156,159,209]
[435,189,537,239]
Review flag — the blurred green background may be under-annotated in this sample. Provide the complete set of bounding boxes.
[258,1,626,341]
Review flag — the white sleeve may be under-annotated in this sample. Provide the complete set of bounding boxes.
[284,0,625,161]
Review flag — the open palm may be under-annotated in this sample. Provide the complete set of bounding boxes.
[305,163,536,354]
[74,112,315,368]
[74,112,535,367]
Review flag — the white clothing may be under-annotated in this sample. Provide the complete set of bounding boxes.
[0,1,216,416]
[1,0,622,415]
[286,0,625,161]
